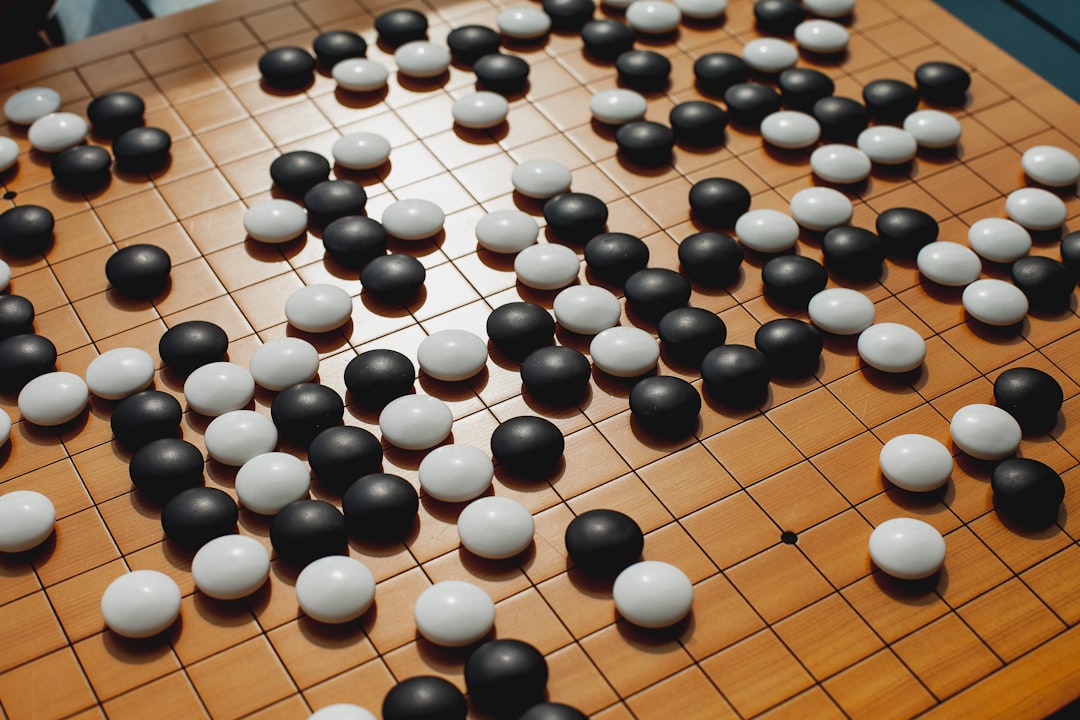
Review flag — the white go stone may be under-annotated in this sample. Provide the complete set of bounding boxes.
[742,38,799,73]
[417,329,488,382]
[790,186,852,231]
[512,159,572,199]
[735,209,800,253]
[85,347,154,400]
[204,410,278,467]
[244,199,308,244]
[394,41,451,79]
[457,496,535,559]
[418,444,493,502]
[794,19,850,53]
[0,490,55,552]
[590,89,648,125]
[332,132,391,170]
[627,1,682,33]
[590,326,660,377]
[332,58,389,92]
[191,534,271,600]
[453,91,509,129]
[379,394,453,450]
[553,284,622,334]
[879,434,953,492]
[811,144,872,183]
[414,581,496,646]
[18,372,88,426]
[27,112,88,153]
[916,242,981,286]
[868,518,946,580]
[950,403,1021,460]
[497,7,552,39]
[962,278,1028,326]
[285,283,353,333]
[475,209,539,253]
[381,198,445,240]
[235,452,310,515]
[613,560,693,628]
[857,323,926,373]
[184,362,255,417]
[760,111,821,149]
[1005,187,1068,231]
[804,0,856,18]
[903,109,962,149]
[308,705,377,720]
[0,258,9,292]
[1022,145,1080,187]
[857,126,918,164]
[967,218,1031,263]
[296,555,376,624]
[249,337,320,391]
[515,243,581,290]
[0,408,10,446]
[101,570,182,638]
[4,87,61,125]
[0,136,18,173]
[807,288,875,335]
[675,0,727,19]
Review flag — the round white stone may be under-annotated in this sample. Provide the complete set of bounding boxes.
[553,284,621,334]
[735,209,800,253]
[381,198,445,240]
[794,19,849,53]
[457,496,535,559]
[515,243,581,290]
[627,1,683,33]
[857,323,926,373]
[1022,145,1080,187]
[0,408,10,446]
[903,109,962,149]
[613,560,693,628]
[332,132,391,170]
[101,570,182,638]
[184,362,255,417]
[285,283,352,333]
[1005,187,1068,231]
[235,452,310,515]
[18,372,88,426]
[0,258,9,291]
[414,581,496,647]
[27,112,88,153]
[249,337,320,391]
[4,87,61,125]
[332,58,389,92]
[590,89,648,125]
[476,209,539,253]
[191,534,271,600]
[674,0,727,19]
[760,110,821,149]
[789,186,852,231]
[309,705,377,720]
[296,555,376,624]
[804,0,856,18]
[394,41,451,79]
[807,288,875,335]
[0,136,18,173]
[204,410,278,467]
[244,199,308,244]
[868,518,946,580]
[742,38,799,73]
[590,326,659,377]
[967,218,1031,263]
[0,490,55,552]
[879,434,953,492]
[857,126,918,164]
[418,444,493,502]
[496,7,552,39]
[962,278,1028,326]
[418,329,488,382]
[85,347,154,400]
[512,159,572,199]
[453,91,509,129]
[379,394,453,451]
[916,242,981,286]
[810,144,872,184]
[950,403,1022,461]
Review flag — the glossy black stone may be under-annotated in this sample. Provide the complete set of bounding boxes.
[1061,231,1080,277]
[761,255,828,309]
[629,375,701,437]
[582,20,635,60]
[624,268,691,321]
[754,0,805,34]
[584,232,650,284]
[543,0,595,30]
[344,349,415,407]
[700,344,771,406]
[374,8,428,46]
[271,382,345,445]
[778,67,835,111]
[915,61,971,105]
[543,192,608,243]
[565,509,643,576]
[113,126,171,173]
[755,318,823,377]
[520,345,591,404]
[303,179,367,225]
[875,207,938,257]
[0,295,34,339]
[994,367,1064,434]
[446,25,501,64]
[724,82,783,126]
[822,225,885,280]
[383,676,467,720]
[474,53,530,94]
[486,302,556,360]
[359,253,426,302]
[615,120,676,165]
[105,243,171,298]
[270,499,348,566]
[321,215,387,268]
[161,487,237,550]
[0,333,55,391]
[158,320,228,375]
[309,425,383,489]
[51,145,111,192]
[862,79,920,124]
[615,50,671,90]
[519,703,588,720]
[0,204,54,256]
[466,639,549,716]
[658,307,727,365]
[259,46,316,89]
[270,150,331,196]
[991,457,1065,529]
[811,96,869,141]
[693,52,751,96]
[678,231,743,285]
[110,390,183,450]
[490,415,564,475]
[129,438,204,504]
[1011,256,1075,313]
[689,178,751,227]
[669,100,727,146]
[86,91,145,136]
[312,30,367,69]
[342,473,419,541]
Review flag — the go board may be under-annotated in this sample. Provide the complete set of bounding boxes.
[2,0,1080,717]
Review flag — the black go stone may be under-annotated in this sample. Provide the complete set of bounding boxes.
[755,318,823,377]
[490,415,565,475]
[312,30,367,69]
[344,349,415,407]
[761,255,828,309]
[360,253,426,303]
[876,207,938,257]
[754,0,805,35]
[615,50,671,91]
[86,91,145,136]
[374,8,428,46]
[271,382,345,445]
[582,20,635,61]
[564,508,643,576]
[258,46,316,89]
[342,473,419,541]
[308,425,383,490]
[270,150,331,196]
[915,61,971,106]
[994,367,1064,434]
[629,375,702,437]
[446,25,501,65]
[113,127,171,173]
[0,295,34,339]
[778,67,835,111]
[161,487,237,550]
[991,457,1065,529]
[862,79,921,124]
[724,82,783,127]
[701,344,771,406]
[520,704,588,720]
[383,676,467,720]
[0,204,54,256]
[812,96,870,141]
[105,243,171,298]
[624,267,691,321]
[694,52,750,96]
[679,231,743,285]
[669,100,727,146]
[658,306,727,365]
[474,53,530,94]
[129,438,204,504]
[615,120,676,166]
[0,333,56,391]
[1011,256,1075,313]
[584,232,650,284]
[51,145,112,192]
[321,215,387,269]
[486,302,556,360]
[822,225,884,281]
[1061,231,1080,277]
[543,192,608,243]
[520,345,592,404]
[689,178,751,227]
[465,639,549,717]
[158,320,228,375]
[270,499,348,566]
[303,180,367,225]
[543,0,595,30]
[111,390,183,450]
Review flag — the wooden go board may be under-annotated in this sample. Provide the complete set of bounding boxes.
[2,0,1080,717]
